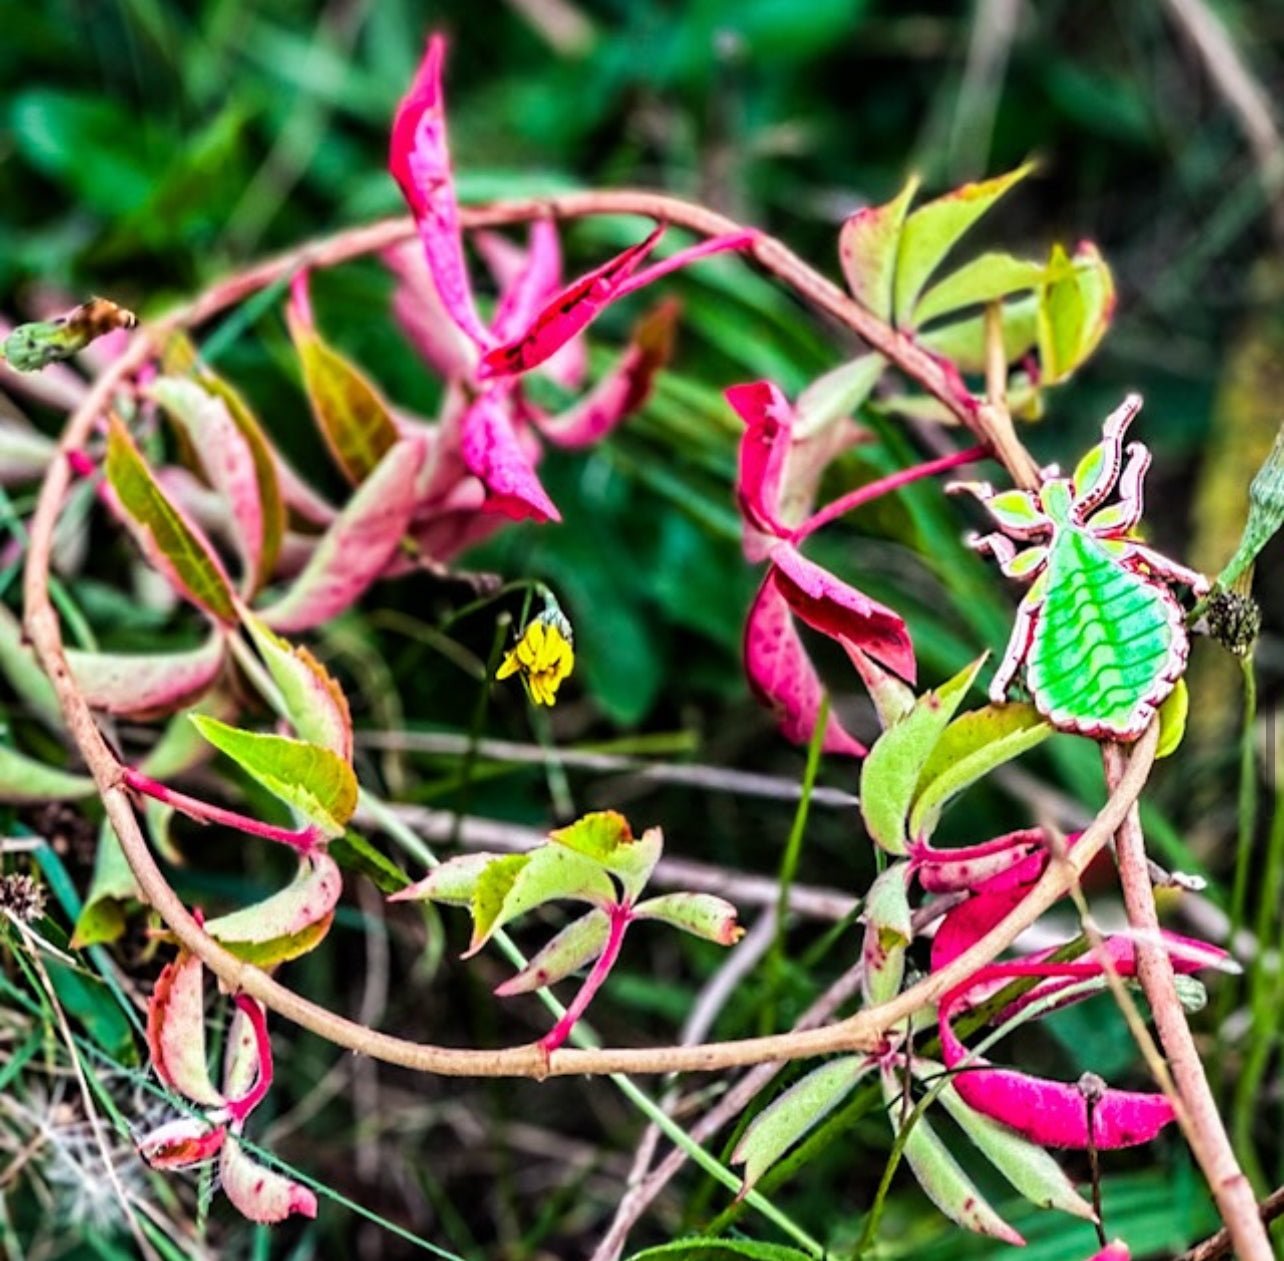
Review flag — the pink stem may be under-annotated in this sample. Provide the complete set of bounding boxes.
[538,904,631,1055]
[791,444,989,542]
[123,767,321,854]
[613,231,759,299]
[226,994,275,1123]
[288,270,315,328]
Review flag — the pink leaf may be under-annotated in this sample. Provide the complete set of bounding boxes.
[727,380,792,545]
[146,951,223,1107]
[389,35,493,350]
[219,1137,317,1224]
[743,574,866,756]
[383,240,478,381]
[459,390,560,523]
[769,542,916,682]
[478,226,664,379]
[138,1117,226,1169]
[482,220,564,343]
[1086,1244,1130,1261]
[610,230,756,299]
[910,828,1046,895]
[533,299,678,448]
[259,436,426,632]
[224,996,274,1122]
[67,633,225,719]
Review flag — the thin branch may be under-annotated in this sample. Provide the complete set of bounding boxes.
[1174,1184,1284,1261]
[1106,743,1274,1261]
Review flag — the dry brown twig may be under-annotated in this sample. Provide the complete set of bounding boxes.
[17,191,1268,1256]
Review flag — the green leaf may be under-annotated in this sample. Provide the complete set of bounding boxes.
[914,1063,1095,1222]
[204,853,341,966]
[918,293,1040,375]
[494,908,612,996]
[0,417,56,484]
[628,1243,815,1261]
[330,830,409,894]
[914,252,1047,326]
[71,820,140,948]
[188,715,357,837]
[549,811,661,901]
[794,353,884,438]
[104,415,237,624]
[243,613,352,759]
[880,1065,1022,1244]
[632,892,744,945]
[732,1055,871,1192]
[47,959,133,1059]
[390,852,504,906]
[861,863,912,1005]
[908,702,1053,841]
[859,656,987,854]
[288,304,400,485]
[0,603,61,730]
[839,175,919,321]
[1036,243,1115,385]
[0,744,95,803]
[467,847,616,956]
[894,164,1035,326]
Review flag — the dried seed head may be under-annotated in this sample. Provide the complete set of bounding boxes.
[0,872,47,923]
[1204,587,1262,656]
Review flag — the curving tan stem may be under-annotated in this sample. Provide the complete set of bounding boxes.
[15,166,1266,1259]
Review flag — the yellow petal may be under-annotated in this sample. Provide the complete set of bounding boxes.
[496,651,521,680]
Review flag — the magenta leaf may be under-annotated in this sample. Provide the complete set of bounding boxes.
[938,999,1176,1149]
[459,390,561,523]
[727,380,792,544]
[743,575,866,756]
[220,1137,318,1224]
[910,828,1046,895]
[533,299,678,449]
[485,220,564,343]
[383,240,478,382]
[478,225,664,379]
[137,1117,227,1169]
[389,34,492,350]
[769,543,915,682]
[259,435,426,632]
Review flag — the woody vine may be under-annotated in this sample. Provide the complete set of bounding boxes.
[4,29,1283,1261]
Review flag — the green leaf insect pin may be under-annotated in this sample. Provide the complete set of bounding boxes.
[949,395,1209,740]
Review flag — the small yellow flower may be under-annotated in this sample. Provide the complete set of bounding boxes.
[496,610,574,706]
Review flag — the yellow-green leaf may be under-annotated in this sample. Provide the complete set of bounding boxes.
[859,656,987,855]
[1036,243,1115,385]
[1156,678,1188,759]
[243,613,352,760]
[288,306,399,485]
[894,163,1035,327]
[188,715,357,837]
[914,251,1048,326]
[104,416,237,623]
[839,175,919,321]
[909,702,1053,841]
